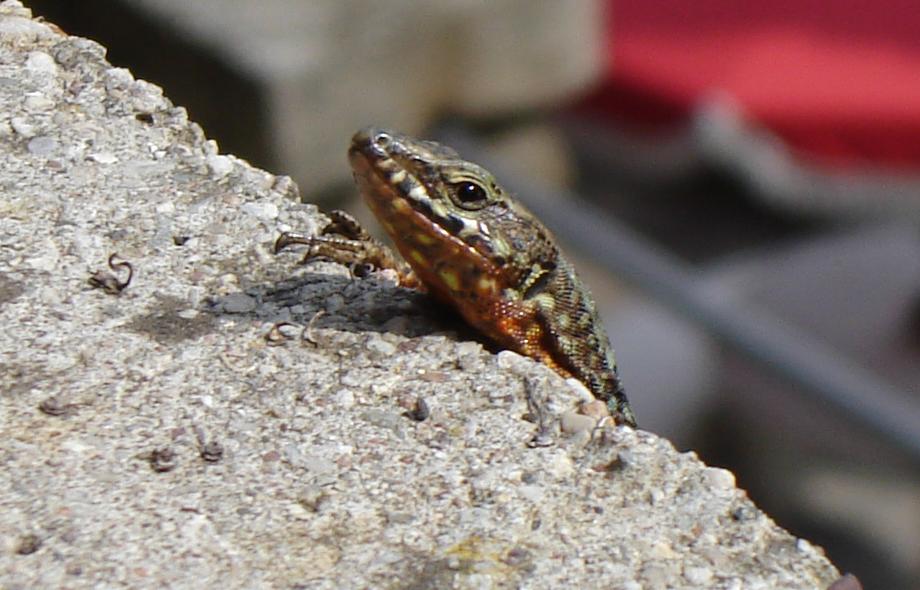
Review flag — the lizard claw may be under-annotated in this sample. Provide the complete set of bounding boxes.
[273,232,311,254]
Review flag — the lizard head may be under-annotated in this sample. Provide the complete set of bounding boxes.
[348,127,558,297]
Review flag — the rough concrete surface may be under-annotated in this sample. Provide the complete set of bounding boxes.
[0,3,841,588]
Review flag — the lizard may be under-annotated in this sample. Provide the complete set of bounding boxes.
[275,127,637,427]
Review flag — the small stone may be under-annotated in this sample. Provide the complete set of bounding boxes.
[1,3,31,17]
[89,152,118,164]
[640,563,671,588]
[796,538,815,554]
[560,410,595,434]
[0,14,54,42]
[333,388,355,408]
[103,67,134,94]
[271,175,300,200]
[302,455,336,475]
[27,136,56,156]
[365,336,396,357]
[25,51,57,75]
[283,444,306,467]
[220,292,256,313]
[456,341,483,371]
[298,486,327,512]
[546,451,574,479]
[684,566,713,585]
[362,409,403,435]
[11,116,36,137]
[207,154,234,178]
[703,467,736,491]
[649,540,677,559]
[203,139,220,156]
[339,371,364,388]
[496,350,532,375]
[518,485,544,502]
[26,241,60,271]
[241,200,278,221]
[565,377,594,402]
[23,94,55,111]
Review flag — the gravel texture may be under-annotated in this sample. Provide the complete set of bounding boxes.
[0,3,841,588]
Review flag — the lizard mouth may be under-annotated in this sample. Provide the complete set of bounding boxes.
[349,128,445,226]
[348,127,472,243]
[347,127,503,299]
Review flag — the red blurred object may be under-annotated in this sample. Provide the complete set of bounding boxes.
[582,1,920,170]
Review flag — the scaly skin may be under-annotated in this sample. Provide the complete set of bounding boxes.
[276,127,636,426]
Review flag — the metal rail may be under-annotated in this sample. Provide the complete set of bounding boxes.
[437,125,920,462]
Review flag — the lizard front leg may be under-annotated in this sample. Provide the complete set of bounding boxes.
[275,209,422,289]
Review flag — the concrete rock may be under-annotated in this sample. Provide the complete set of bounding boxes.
[0,3,841,588]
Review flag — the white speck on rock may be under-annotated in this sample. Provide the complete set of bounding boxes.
[640,563,671,588]
[496,349,531,374]
[334,388,355,408]
[546,450,574,479]
[25,50,57,74]
[60,437,94,454]
[303,455,337,476]
[650,540,678,560]
[103,67,135,94]
[365,335,396,357]
[703,467,736,491]
[240,200,278,221]
[203,139,220,157]
[684,566,714,585]
[89,152,118,164]
[23,93,54,111]
[339,371,364,388]
[796,538,817,554]
[565,377,594,402]
[207,154,234,178]
[26,240,60,271]
[10,116,36,137]
[518,485,544,502]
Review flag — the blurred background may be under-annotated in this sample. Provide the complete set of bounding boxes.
[27,1,920,587]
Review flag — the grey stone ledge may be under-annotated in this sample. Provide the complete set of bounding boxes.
[0,2,840,588]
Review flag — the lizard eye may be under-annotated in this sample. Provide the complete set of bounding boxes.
[452,181,488,209]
